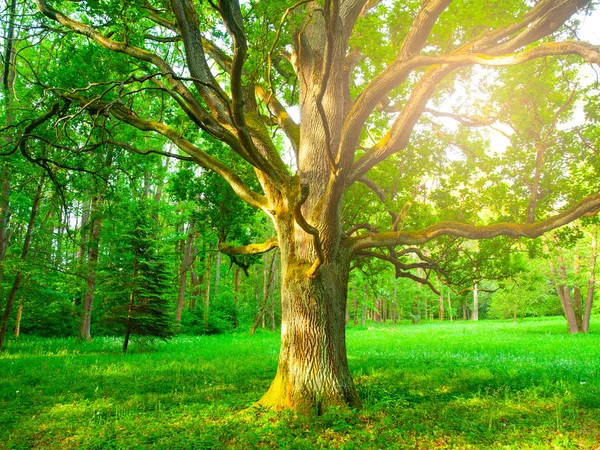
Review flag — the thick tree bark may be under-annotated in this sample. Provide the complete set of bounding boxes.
[257,244,360,412]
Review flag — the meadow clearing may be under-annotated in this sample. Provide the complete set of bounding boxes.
[1,317,599,449]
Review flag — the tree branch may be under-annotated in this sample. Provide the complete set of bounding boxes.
[339,0,594,178]
[169,0,231,122]
[65,94,268,210]
[348,194,600,251]
[218,237,279,255]
[348,40,600,182]
[294,184,325,277]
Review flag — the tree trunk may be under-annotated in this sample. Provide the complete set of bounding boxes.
[352,286,358,326]
[13,296,23,338]
[447,290,453,321]
[123,257,138,353]
[0,0,17,290]
[79,196,103,341]
[556,252,581,334]
[438,285,444,321]
[472,283,479,321]
[573,251,584,330]
[0,177,44,350]
[77,199,91,265]
[251,252,277,334]
[233,267,240,328]
[176,222,194,322]
[583,230,597,333]
[0,173,10,289]
[203,251,212,329]
[361,285,367,326]
[214,241,221,298]
[392,280,397,324]
[256,252,360,412]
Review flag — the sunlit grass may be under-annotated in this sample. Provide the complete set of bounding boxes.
[1,317,599,449]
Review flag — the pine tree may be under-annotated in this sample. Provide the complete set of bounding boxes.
[101,200,174,353]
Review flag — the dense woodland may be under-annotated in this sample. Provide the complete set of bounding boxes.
[2,0,600,413]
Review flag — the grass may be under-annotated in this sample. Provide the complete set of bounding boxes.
[1,316,600,449]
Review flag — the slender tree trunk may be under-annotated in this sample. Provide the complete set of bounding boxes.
[79,196,103,341]
[352,286,358,325]
[573,251,583,330]
[555,252,581,334]
[472,283,479,321]
[392,279,397,324]
[0,0,17,290]
[447,290,453,322]
[154,158,170,204]
[252,252,277,334]
[203,251,212,329]
[13,296,23,338]
[583,230,597,333]
[189,265,199,312]
[0,173,10,289]
[176,222,194,322]
[214,239,221,298]
[439,285,444,321]
[0,177,44,350]
[123,257,137,354]
[233,267,240,328]
[361,285,367,326]
[77,199,91,264]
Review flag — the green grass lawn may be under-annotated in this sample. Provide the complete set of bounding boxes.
[1,317,600,449]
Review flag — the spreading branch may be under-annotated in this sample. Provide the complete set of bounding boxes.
[218,237,279,255]
[348,194,600,251]
[348,40,600,183]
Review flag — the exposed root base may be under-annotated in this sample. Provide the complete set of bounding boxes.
[255,372,361,415]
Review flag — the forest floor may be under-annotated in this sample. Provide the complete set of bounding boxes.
[1,316,600,449]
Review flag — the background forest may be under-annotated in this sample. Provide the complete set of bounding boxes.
[0,147,598,344]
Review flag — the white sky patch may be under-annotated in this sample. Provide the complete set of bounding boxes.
[577,8,600,44]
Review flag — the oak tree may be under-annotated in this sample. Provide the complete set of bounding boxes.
[23,0,600,411]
